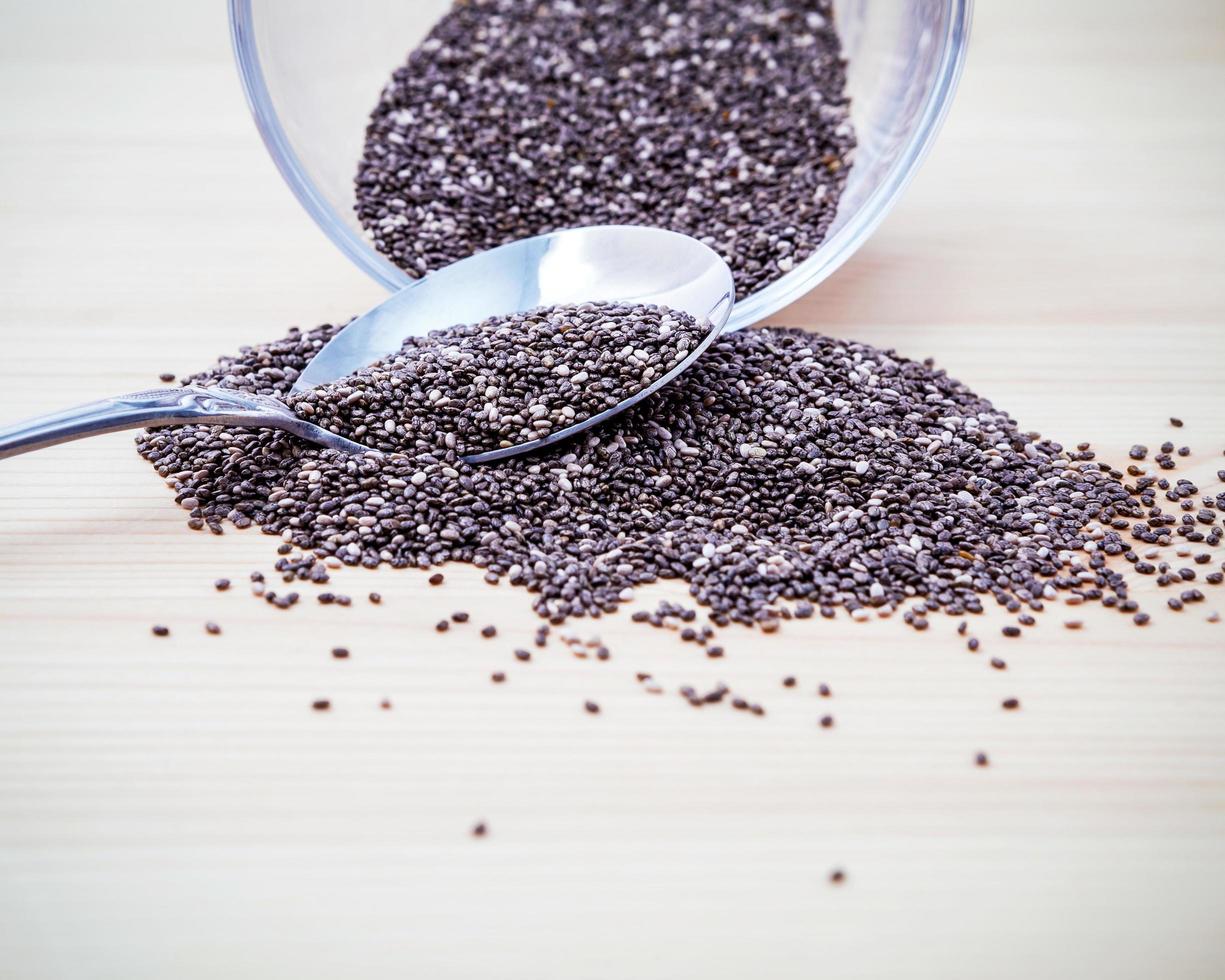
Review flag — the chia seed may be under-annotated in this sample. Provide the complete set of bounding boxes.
[354,0,854,296]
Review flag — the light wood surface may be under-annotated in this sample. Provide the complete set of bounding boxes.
[1,2,1224,978]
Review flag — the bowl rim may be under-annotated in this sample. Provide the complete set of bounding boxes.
[228,0,972,329]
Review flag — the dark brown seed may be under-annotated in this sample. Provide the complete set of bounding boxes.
[817,683,831,697]
[819,715,834,728]
[1017,614,1035,627]
[336,595,351,607]
[706,645,724,658]
[481,625,497,638]
[435,619,450,632]
[428,573,445,586]
[380,698,392,710]
[967,638,980,652]
[1001,698,1020,710]
[491,671,506,683]
[331,647,349,659]
[369,592,382,604]
[451,610,469,623]
[1133,612,1150,626]
[213,578,230,591]
[151,625,169,637]
[975,752,989,767]
[204,622,221,635]
[989,657,1006,670]
[584,700,600,714]
[158,372,176,383]
[1002,626,1021,638]
[513,649,531,662]
[1064,620,1083,630]
[472,822,487,838]
[1170,417,1184,427]
[829,869,845,884]
[312,699,330,711]
[782,676,796,688]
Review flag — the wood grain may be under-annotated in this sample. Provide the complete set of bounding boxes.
[0,2,1223,978]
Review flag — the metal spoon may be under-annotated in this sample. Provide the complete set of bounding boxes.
[0,225,734,464]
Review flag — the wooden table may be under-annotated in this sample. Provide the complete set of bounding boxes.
[1,2,1222,977]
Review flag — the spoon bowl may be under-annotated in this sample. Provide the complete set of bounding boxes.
[297,225,735,462]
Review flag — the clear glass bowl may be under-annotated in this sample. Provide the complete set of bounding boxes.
[229,0,971,330]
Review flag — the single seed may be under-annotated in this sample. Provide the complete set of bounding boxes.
[584,700,600,714]
[975,752,989,767]
[151,625,169,637]
[214,578,230,591]
[481,625,497,638]
[1001,698,1020,710]
[331,647,349,659]
[312,699,330,711]
[205,622,221,635]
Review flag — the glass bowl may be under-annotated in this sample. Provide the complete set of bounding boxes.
[229,0,971,330]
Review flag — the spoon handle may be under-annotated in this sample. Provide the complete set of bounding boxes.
[0,386,369,460]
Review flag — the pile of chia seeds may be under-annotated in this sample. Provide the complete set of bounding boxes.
[135,312,1223,629]
[354,0,854,295]
[289,302,707,456]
